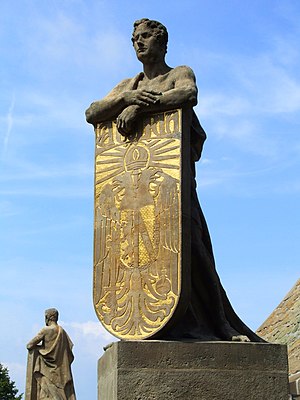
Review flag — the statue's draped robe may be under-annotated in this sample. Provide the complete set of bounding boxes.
[168,112,262,341]
[26,326,76,400]
[101,72,262,342]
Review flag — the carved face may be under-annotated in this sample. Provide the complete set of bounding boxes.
[132,24,164,63]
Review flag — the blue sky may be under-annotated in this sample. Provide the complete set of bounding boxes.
[1,0,300,398]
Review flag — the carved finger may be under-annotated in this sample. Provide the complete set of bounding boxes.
[142,96,159,104]
[117,125,127,136]
[143,90,162,96]
[135,99,151,106]
[116,118,121,129]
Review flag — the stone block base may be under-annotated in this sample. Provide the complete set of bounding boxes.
[98,340,289,400]
[290,372,300,398]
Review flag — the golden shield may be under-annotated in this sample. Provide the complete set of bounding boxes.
[93,109,190,339]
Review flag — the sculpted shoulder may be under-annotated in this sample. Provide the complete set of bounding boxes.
[169,65,196,81]
[43,324,59,339]
[109,76,140,94]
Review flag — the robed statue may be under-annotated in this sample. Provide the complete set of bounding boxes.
[86,18,262,342]
[25,308,76,400]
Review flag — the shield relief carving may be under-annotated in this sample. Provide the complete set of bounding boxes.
[93,109,190,339]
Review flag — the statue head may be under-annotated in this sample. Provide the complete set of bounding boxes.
[132,18,168,60]
[45,308,59,325]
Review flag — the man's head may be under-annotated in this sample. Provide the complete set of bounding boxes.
[45,308,59,325]
[132,18,168,62]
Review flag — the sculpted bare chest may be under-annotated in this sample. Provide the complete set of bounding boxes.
[136,73,175,92]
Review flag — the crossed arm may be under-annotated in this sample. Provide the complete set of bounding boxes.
[85,66,198,136]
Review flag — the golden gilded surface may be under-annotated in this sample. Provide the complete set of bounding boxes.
[93,110,182,339]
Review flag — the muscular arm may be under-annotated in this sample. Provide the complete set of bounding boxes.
[85,78,161,126]
[26,328,46,350]
[85,79,130,125]
[86,66,198,135]
[142,66,198,112]
[26,325,59,350]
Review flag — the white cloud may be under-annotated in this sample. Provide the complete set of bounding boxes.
[200,158,213,165]
[0,161,93,198]
[192,34,300,168]
[197,94,250,118]
[0,159,92,182]
[62,319,116,398]
[22,9,135,78]
[238,55,300,114]
[60,321,115,360]
[1,94,15,159]
[271,34,299,67]
[63,320,114,341]
[11,90,89,131]
[199,51,300,119]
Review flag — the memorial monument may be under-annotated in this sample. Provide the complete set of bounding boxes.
[25,308,76,400]
[86,17,261,343]
[86,18,289,399]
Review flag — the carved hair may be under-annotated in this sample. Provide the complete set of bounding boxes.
[45,308,59,322]
[132,18,168,53]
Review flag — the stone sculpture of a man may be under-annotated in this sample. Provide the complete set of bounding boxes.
[86,18,262,342]
[25,308,76,400]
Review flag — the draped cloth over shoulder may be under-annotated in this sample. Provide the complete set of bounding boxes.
[25,327,76,400]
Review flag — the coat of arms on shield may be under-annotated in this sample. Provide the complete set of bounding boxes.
[93,109,190,340]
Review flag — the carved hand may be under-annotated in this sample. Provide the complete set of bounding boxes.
[116,105,140,136]
[123,89,161,107]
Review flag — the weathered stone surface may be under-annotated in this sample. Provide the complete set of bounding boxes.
[257,278,300,374]
[98,341,289,400]
[257,278,300,396]
[25,308,76,400]
[290,372,300,396]
[86,18,263,343]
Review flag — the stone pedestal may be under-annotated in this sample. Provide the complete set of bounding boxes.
[98,340,289,400]
[290,372,300,398]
